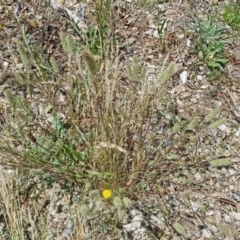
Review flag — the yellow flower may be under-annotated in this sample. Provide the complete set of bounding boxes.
[102,189,112,199]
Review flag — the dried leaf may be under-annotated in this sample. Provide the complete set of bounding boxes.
[95,142,127,154]
[76,223,85,240]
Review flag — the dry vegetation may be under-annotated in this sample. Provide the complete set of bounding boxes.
[0,0,240,239]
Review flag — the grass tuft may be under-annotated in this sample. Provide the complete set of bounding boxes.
[1,0,238,238]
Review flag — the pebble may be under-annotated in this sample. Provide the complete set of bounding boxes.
[153,30,160,38]
[230,212,240,221]
[224,214,231,223]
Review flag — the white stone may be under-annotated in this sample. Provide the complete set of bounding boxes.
[202,228,211,238]
[230,212,240,220]
[153,30,160,38]
[224,214,231,222]
[123,221,141,231]
[197,75,204,81]
[194,172,204,182]
[218,124,227,131]
[187,38,191,47]
[145,29,153,35]
[180,70,188,84]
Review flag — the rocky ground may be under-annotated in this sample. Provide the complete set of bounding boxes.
[1,0,240,239]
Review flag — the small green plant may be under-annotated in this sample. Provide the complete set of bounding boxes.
[63,1,112,57]
[189,9,231,71]
[140,0,148,7]
[223,1,240,31]
[92,0,113,56]
[209,158,232,168]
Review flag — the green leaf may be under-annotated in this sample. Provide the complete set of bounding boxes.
[79,204,90,217]
[173,123,181,132]
[218,223,233,237]
[209,158,231,167]
[45,105,53,114]
[113,196,123,209]
[204,108,219,123]
[87,170,102,176]
[79,151,87,161]
[207,61,221,68]
[52,117,67,138]
[208,118,226,129]
[122,197,132,208]
[216,58,227,64]
[78,132,91,143]
[51,160,60,166]
[198,50,204,60]
[173,222,186,236]
[61,144,78,162]
[89,190,100,199]
[185,116,200,130]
